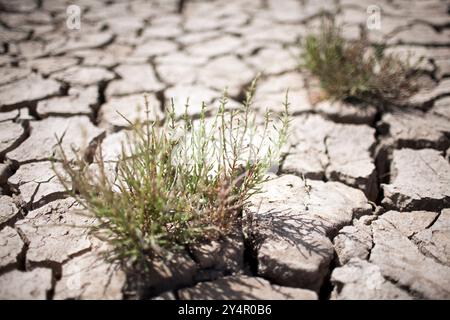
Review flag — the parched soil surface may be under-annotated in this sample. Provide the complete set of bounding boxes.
[0,0,450,300]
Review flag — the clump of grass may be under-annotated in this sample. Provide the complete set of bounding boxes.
[55,80,290,267]
[301,16,419,105]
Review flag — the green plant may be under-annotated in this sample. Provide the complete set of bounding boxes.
[54,80,290,267]
[300,16,419,105]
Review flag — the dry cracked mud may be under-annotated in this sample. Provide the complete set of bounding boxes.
[0,0,450,300]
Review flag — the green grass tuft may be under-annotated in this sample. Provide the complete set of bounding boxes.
[300,16,420,105]
[54,79,290,267]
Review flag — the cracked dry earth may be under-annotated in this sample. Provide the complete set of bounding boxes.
[1,0,450,300]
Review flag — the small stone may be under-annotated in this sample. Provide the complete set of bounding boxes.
[105,64,164,97]
[6,116,105,163]
[52,66,115,86]
[331,258,412,300]
[178,275,318,300]
[0,73,61,111]
[0,196,19,227]
[0,226,24,271]
[99,94,163,130]
[0,121,26,158]
[381,148,450,211]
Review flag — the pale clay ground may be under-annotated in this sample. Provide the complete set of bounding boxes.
[0,0,450,300]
